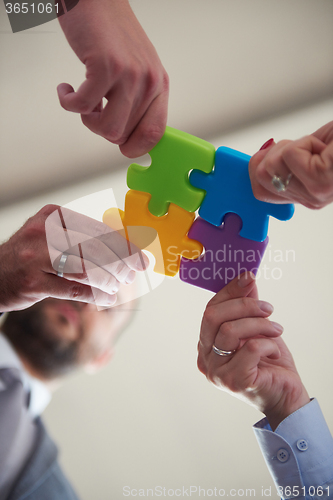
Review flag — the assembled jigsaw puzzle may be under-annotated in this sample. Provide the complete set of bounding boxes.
[103,126,295,293]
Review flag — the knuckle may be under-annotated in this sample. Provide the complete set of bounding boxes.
[105,275,118,293]
[161,71,169,92]
[203,306,217,328]
[110,57,125,79]
[102,123,125,143]
[139,123,165,150]
[280,141,295,157]
[205,366,217,385]
[143,69,162,98]
[218,321,234,339]
[74,94,95,114]
[82,238,101,260]
[68,283,86,300]
[114,260,128,277]
[20,269,39,293]
[245,338,261,355]
[240,296,250,309]
[197,353,206,375]
[38,204,60,217]
[127,64,142,86]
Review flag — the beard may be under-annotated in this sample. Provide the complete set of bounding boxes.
[2,300,84,379]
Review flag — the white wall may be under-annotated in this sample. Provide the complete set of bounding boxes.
[1,100,332,498]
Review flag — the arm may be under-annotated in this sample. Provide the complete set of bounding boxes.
[57,0,169,158]
[254,399,333,499]
[0,204,148,312]
[249,121,333,208]
[197,273,333,498]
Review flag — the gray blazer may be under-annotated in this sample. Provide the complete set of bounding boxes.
[7,419,80,500]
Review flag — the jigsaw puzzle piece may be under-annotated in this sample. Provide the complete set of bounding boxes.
[190,147,294,242]
[127,126,215,217]
[179,213,268,293]
[103,190,203,277]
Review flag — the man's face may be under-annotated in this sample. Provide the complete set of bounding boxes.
[2,292,135,379]
[37,297,134,369]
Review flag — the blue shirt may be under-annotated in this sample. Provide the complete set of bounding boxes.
[253,399,333,499]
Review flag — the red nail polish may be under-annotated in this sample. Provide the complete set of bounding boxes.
[259,138,274,151]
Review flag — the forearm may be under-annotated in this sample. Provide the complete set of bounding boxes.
[254,399,333,499]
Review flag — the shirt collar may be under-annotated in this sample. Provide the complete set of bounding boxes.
[0,332,51,417]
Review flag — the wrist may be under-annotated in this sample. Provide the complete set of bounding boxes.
[264,386,310,431]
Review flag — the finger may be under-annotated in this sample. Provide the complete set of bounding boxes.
[206,272,257,308]
[46,209,149,272]
[119,85,169,158]
[50,254,133,296]
[57,76,111,114]
[54,234,138,283]
[222,338,281,391]
[43,273,117,308]
[206,338,281,391]
[200,297,274,351]
[312,121,333,144]
[81,82,135,144]
[63,211,149,271]
[249,141,300,204]
[213,317,284,354]
[281,136,333,205]
[250,138,330,208]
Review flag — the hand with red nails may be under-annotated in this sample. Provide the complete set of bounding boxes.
[57,0,169,158]
[197,273,310,430]
[0,205,148,313]
[249,121,333,209]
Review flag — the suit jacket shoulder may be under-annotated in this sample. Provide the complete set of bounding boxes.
[7,418,80,500]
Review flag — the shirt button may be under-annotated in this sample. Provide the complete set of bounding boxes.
[296,439,308,451]
[277,448,290,463]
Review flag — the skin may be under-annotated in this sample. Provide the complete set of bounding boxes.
[197,273,310,431]
[57,0,169,158]
[249,121,333,209]
[16,295,134,384]
[0,205,148,312]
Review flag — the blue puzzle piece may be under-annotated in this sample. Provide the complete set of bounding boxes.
[189,147,294,242]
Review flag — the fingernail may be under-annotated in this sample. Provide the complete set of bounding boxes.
[134,253,149,271]
[271,321,284,334]
[259,138,274,151]
[125,270,136,284]
[258,301,274,314]
[238,272,255,288]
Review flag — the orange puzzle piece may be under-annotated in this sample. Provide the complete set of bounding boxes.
[103,190,203,277]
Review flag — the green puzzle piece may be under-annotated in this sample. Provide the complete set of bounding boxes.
[127,126,215,216]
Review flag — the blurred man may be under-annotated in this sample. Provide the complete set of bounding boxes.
[0,290,135,500]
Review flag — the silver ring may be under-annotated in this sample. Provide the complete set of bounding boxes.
[271,173,293,192]
[212,345,237,357]
[57,253,68,278]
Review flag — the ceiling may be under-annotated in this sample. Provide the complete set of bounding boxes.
[1,2,333,495]
[0,0,333,207]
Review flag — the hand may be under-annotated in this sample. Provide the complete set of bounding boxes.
[249,121,333,209]
[0,205,148,312]
[197,273,310,430]
[57,0,169,158]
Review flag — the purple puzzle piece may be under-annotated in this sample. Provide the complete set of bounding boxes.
[179,213,268,293]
